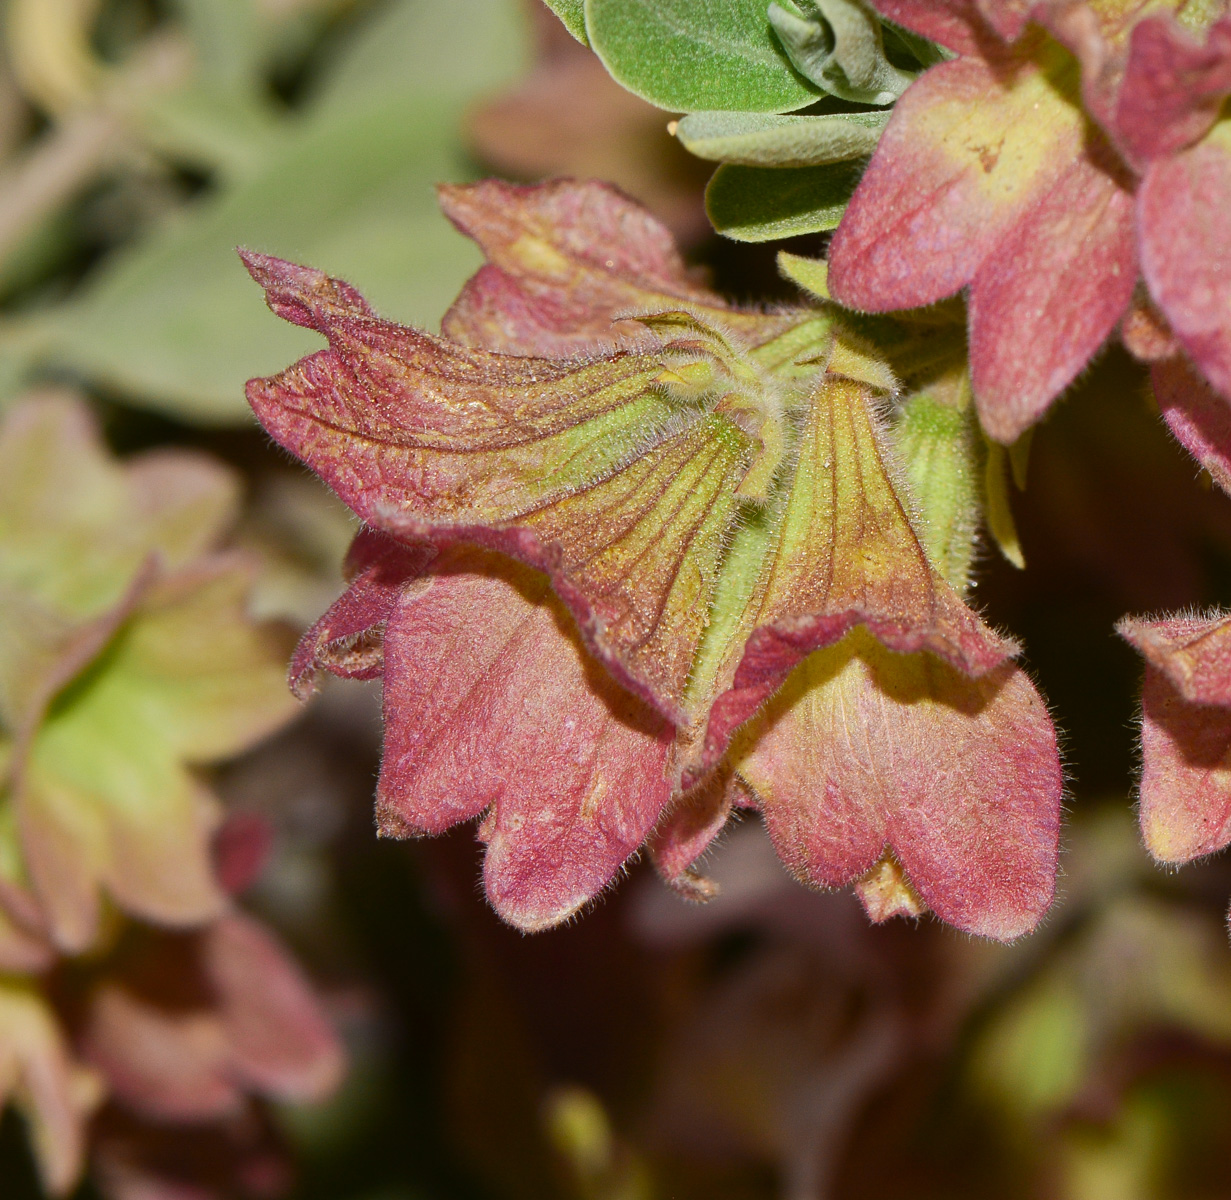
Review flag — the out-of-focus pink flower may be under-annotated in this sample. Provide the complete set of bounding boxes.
[0,982,102,1195]
[0,395,341,1197]
[80,914,344,1124]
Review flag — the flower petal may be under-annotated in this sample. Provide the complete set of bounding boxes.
[438,178,720,355]
[700,374,1015,773]
[872,0,987,56]
[1004,1,1160,138]
[1119,612,1231,708]
[83,914,342,1121]
[1135,662,1231,863]
[244,251,754,719]
[828,43,1086,313]
[972,0,1031,42]
[734,630,1061,940]
[0,393,239,621]
[1153,354,1231,495]
[0,982,99,1195]
[289,528,431,698]
[1114,15,1231,164]
[83,985,239,1122]
[18,558,294,950]
[648,770,744,900]
[376,549,675,931]
[205,913,345,1103]
[968,151,1135,442]
[244,184,1054,938]
[1139,120,1231,401]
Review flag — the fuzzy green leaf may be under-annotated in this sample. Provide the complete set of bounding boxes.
[542,0,588,42]
[675,109,888,166]
[584,0,821,113]
[891,383,981,593]
[768,0,916,105]
[706,161,863,241]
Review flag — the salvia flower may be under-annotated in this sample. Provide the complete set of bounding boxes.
[827,0,1231,443]
[247,179,1062,942]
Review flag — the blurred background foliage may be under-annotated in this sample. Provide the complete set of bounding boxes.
[4,2,1231,1200]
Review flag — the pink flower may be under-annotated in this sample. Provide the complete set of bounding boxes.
[827,0,1231,442]
[248,180,1062,941]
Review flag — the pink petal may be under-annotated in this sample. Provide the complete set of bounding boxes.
[205,913,345,1104]
[972,0,1031,42]
[84,915,343,1120]
[211,812,274,897]
[83,986,239,1122]
[697,376,1017,778]
[1139,123,1231,401]
[828,49,1083,313]
[442,263,638,358]
[1121,292,1179,362]
[1114,15,1231,165]
[735,635,1061,941]
[289,529,430,698]
[438,178,719,356]
[968,152,1136,442]
[1119,612,1231,709]
[439,178,705,297]
[0,888,54,973]
[1023,1,1156,137]
[648,770,743,900]
[873,0,988,56]
[1153,354,1231,495]
[1136,663,1231,863]
[376,550,675,932]
[243,251,758,723]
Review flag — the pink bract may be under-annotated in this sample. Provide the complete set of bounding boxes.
[248,179,1062,941]
[829,0,1231,442]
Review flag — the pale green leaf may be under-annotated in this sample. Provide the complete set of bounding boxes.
[984,438,1025,569]
[4,0,527,424]
[705,161,862,241]
[542,0,589,43]
[892,387,981,592]
[675,109,888,166]
[768,0,915,105]
[777,250,830,299]
[584,0,821,113]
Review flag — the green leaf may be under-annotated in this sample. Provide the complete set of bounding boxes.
[584,0,821,113]
[307,0,525,113]
[542,0,589,43]
[705,161,863,241]
[675,109,888,166]
[984,437,1025,569]
[166,0,264,90]
[891,383,981,592]
[777,250,830,299]
[881,18,952,70]
[768,0,915,105]
[5,0,528,425]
